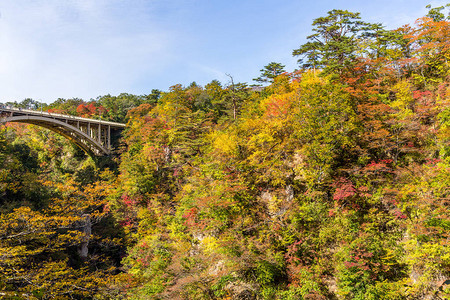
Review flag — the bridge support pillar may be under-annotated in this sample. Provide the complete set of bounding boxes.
[98,123,101,144]
[108,125,111,150]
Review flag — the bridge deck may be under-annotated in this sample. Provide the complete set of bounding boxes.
[0,106,126,128]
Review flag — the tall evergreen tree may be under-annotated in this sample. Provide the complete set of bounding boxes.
[253,62,286,84]
[292,9,381,74]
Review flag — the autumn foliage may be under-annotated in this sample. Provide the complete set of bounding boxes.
[0,5,449,299]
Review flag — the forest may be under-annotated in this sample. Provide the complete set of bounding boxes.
[0,5,449,300]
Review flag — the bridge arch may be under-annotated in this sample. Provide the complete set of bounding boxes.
[0,108,126,156]
[2,116,108,155]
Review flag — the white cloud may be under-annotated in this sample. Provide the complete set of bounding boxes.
[0,0,175,102]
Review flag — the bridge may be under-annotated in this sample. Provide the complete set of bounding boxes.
[0,106,126,156]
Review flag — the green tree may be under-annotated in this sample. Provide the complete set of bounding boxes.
[253,62,286,84]
[9,98,44,110]
[96,93,146,123]
[225,74,251,120]
[47,98,84,115]
[425,3,450,21]
[292,9,380,74]
[144,89,162,105]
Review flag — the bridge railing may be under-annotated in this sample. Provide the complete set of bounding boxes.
[0,105,126,128]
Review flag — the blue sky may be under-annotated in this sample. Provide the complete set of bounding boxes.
[0,0,447,103]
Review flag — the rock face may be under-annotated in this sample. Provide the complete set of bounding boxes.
[208,260,225,277]
[225,281,259,300]
[78,214,91,258]
[260,184,295,218]
[285,184,294,202]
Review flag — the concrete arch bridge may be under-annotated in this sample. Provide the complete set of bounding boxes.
[0,106,126,156]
